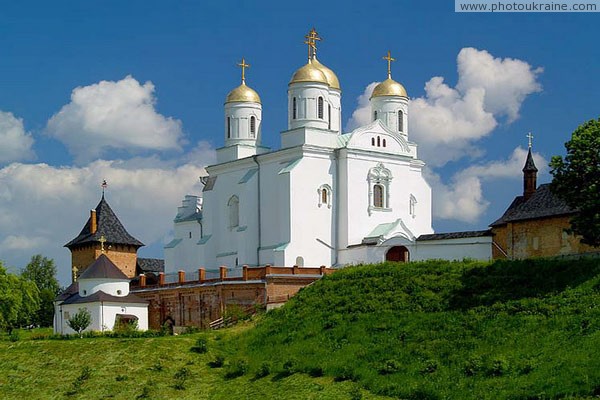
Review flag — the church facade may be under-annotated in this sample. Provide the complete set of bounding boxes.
[165,30,441,274]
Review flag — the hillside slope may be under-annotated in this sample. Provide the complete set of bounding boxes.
[226,258,600,399]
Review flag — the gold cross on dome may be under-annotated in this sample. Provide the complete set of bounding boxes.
[99,235,107,253]
[237,57,250,83]
[72,265,78,282]
[383,50,396,79]
[304,27,321,60]
[526,132,534,148]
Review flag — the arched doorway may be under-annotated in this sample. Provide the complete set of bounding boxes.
[386,246,409,262]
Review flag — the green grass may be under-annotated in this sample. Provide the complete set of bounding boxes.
[225,258,600,399]
[2,258,600,399]
[0,324,390,399]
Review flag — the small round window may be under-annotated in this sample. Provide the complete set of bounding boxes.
[117,290,122,295]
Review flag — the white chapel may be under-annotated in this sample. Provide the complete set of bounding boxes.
[165,29,491,274]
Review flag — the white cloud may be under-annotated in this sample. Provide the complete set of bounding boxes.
[46,76,184,163]
[346,48,542,168]
[345,82,379,131]
[0,111,35,164]
[0,156,213,283]
[429,147,547,223]
[456,48,543,122]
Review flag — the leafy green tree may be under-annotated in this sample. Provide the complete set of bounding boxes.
[67,308,92,337]
[21,255,60,327]
[550,118,600,247]
[0,262,40,334]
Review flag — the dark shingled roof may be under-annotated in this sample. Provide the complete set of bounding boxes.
[61,290,148,305]
[65,196,144,249]
[55,282,79,302]
[417,230,492,241]
[490,183,575,227]
[136,258,165,274]
[78,254,129,280]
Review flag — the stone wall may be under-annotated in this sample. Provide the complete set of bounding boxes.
[492,215,597,259]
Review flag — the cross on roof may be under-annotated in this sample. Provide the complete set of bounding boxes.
[383,50,395,79]
[527,132,534,148]
[99,235,107,253]
[237,57,250,84]
[101,180,108,197]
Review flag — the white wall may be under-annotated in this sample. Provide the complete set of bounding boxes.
[55,301,148,334]
[79,279,130,297]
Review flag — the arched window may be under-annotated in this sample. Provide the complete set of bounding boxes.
[374,111,378,121]
[295,256,305,267]
[383,138,387,147]
[367,163,392,215]
[292,97,297,119]
[318,97,324,119]
[318,184,332,208]
[328,104,331,129]
[398,110,404,132]
[250,116,256,138]
[373,184,384,208]
[227,117,231,139]
[371,137,375,146]
[410,194,417,218]
[228,196,239,229]
[377,136,381,147]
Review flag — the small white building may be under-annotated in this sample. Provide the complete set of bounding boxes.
[54,254,148,334]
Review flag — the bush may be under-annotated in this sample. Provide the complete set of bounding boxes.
[307,366,324,377]
[463,356,483,377]
[190,337,208,354]
[488,357,510,377]
[8,331,20,342]
[224,359,248,379]
[208,355,225,368]
[173,367,191,390]
[254,362,271,379]
[377,359,402,375]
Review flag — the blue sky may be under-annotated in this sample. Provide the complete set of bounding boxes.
[0,1,598,284]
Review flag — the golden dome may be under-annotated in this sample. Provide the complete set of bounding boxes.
[289,60,329,86]
[311,57,341,90]
[225,82,261,104]
[370,78,408,99]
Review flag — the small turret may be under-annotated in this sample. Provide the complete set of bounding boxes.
[224,58,262,148]
[370,51,409,136]
[523,133,538,200]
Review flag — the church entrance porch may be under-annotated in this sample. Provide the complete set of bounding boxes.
[386,246,409,262]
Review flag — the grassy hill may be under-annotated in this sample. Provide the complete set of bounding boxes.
[2,257,600,399]
[224,258,600,399]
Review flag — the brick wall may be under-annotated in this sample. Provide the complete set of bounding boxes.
[132,265,334,329]
[71,244,138,281]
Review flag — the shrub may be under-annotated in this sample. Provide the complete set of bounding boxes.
[378,359,402,375]
[463,356,483,377]
[282,359,297,376]
[66,366,92,396]
[225,359,248,379]
[488,357,510,377]
[190,337,208,354]
[254,362,271,379]
[67,308,91,338]
[173,367,191,390]
[307,365,324,377]
[208,355,225,368]
[420,359,438,375]
[8,331,20,342]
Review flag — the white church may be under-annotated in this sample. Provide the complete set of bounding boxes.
[165,29,492,274]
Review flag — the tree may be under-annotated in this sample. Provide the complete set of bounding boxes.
[21,255,60,327]
[67,308,92,337]
[550,118,600,247]
[0,262,40,334]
